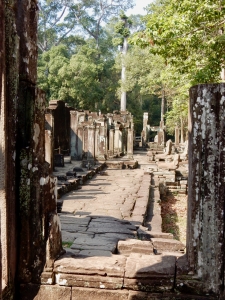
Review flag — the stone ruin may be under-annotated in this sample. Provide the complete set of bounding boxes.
[1,1,225,299]
[45,100,134,170]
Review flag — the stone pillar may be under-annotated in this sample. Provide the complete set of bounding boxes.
[70,111,78,159]
[175,126,180,146]
[119,130,123,152]
[77,126,83,160]
[87,125,95,161]
[95,124,100,159]
[187,84,225,295]
[1,1,62,297]
[114,125,120,154]
[98,125,107,160]
[83,127,88,159]
[0,2,18,295]
[143,112,148,143]
[109,129,115,156]
[45,130,53,171]
[127,128,133,159]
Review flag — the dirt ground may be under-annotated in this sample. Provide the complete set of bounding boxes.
[161,191,187,245]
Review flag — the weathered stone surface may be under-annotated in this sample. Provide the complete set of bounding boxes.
[118,239,154,255]
[71,236,117,252]
[188,84,225,294]
[54,253,127,277]
[72,287,129,300]
[125,253,176,279]
[137,229,173,240]
[20,284,71,300]
[79,250,112,257]
[56,273,123,289]
[151,238,185,252]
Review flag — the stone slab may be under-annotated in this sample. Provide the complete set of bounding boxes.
[118,239,154,255]
[54,253,127,277]
[86,226,134,235]
[125,253,176,278]
[61,224,88,232]
[72,287,129,300]
[137,229,173,240]
[56,273,123,289]
[151,238,185,252]
[20,284,71,300]
[79,249,112,257]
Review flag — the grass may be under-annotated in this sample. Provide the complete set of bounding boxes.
[62,241,73,248]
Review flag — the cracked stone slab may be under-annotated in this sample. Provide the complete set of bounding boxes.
[61,224,88,232]
[86,226,134,235]
[88,221,136,231]
[54,253,127,277]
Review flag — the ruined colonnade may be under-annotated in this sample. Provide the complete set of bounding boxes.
[1,0,225,298]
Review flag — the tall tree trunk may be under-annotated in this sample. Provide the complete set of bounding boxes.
[120,37,128,111]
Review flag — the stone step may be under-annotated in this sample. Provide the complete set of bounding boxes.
[151,238,185,253]
[117,239,154,256]
[137,228,174,240]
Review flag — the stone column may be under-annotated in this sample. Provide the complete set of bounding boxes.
[87,125,95,161]
[0,2,18,294]
[114,125,120,154]
[95,124,100,159]
[143,112,148,143]
[98,125,107,160]
[187,83,225,295]
[45,130,53,171]
[127,128,133,159]
[77,126,83,160]
[175,126,180,146]
[109,129,114,155]
[70,111,78,159]
[83,126,88,160]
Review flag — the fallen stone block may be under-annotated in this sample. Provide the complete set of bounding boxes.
[151,238,185,252]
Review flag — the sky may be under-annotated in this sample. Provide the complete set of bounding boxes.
[127,0,153,16]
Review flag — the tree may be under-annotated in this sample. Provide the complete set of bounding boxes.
[131,0,225,84]
[66,0,134,49]
[114,12,132,111]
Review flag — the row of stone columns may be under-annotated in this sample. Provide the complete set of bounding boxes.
[45,102,134,169]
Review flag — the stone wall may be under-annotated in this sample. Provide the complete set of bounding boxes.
[0,1,62,298]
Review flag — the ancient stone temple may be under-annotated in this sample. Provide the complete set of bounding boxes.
[2,1,225,299]
[46,106,134,164]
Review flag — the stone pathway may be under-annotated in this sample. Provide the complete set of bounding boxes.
[48,151,212,299]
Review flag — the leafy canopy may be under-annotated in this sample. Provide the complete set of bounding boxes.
[131,0,225,84]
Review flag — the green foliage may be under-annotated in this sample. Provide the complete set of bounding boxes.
[37,42,120,111]
[131,0,225,84]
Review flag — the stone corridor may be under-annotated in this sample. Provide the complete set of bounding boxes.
[25,151,211,300]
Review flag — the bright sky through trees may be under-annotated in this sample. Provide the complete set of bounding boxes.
[127,0,153,15]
